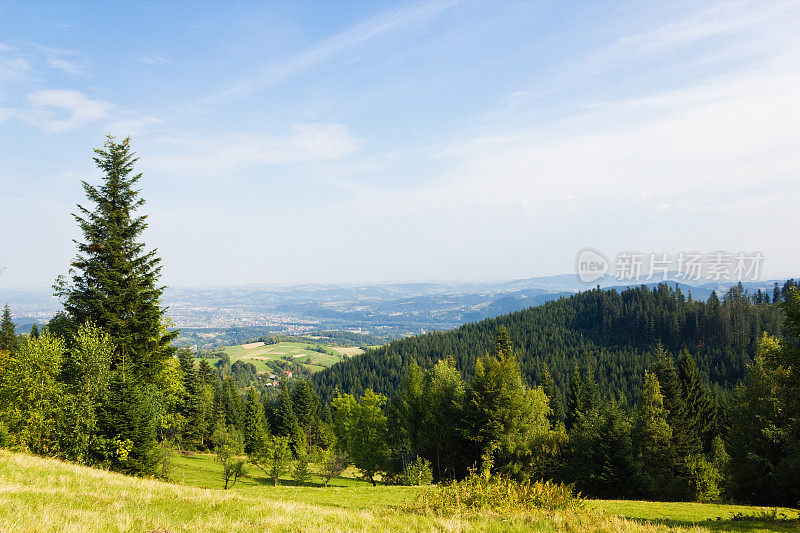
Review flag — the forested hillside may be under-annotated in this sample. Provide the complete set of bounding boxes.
[312,281,795,407]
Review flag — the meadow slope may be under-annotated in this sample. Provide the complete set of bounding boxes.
[1,451,799,532]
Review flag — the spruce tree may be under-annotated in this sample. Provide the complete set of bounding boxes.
[55,136,177,382]
[0,304,16,352]
[243,387,267,455]
[651,348,697,457]
[291,380,320,434]
[274,381,304,454]
[462,329,553,477]
[634,371,674,498]
[677,350,716,453]
[29,323,40,339]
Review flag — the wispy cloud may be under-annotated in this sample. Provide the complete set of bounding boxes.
[46,56,82,74]
[0,44,31,83]
[27,89,116,133]
[198,1,457,109]
[32,45,86,75]
[139,55,169,65]
[145,123,364,177]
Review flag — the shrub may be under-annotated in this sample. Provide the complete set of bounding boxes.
[400,456,433,486]
[684,454,720,503]
[416,470,582,515]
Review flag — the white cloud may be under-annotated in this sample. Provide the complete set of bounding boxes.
[46,56,82,75]
[27,89,116,133]
[0,56,31,83]
[146,123,364,176]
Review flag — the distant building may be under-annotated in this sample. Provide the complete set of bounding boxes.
[283,370,293,378]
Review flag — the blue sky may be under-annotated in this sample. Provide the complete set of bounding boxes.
[1,0,799,287]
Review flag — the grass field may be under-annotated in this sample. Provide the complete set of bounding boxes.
[1,450,798,532]
[205,341,361,374]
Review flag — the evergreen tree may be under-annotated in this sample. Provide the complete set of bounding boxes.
[651,348,696,457]
[563,401,637,498]
[633,371,674,498]
[566,365,599,430]
[274,381,304,454]
[291,380,320,435]
[29,323,40,340]
[55,136,177,383]
[243,387,267,455]
[677,350,716,453]
[0,304,16,353]
[462,330,554,478]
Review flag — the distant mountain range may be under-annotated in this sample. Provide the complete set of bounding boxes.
[1,274,791,336]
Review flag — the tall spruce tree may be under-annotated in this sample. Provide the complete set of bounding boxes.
[634,371,674,498]
[0,304,17,353]
[55,136,177,382]
[651,347,696,457]
[243,387,267,455]
[677,350,716,453]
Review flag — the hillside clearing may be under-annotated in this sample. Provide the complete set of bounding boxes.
[2,451,794,533]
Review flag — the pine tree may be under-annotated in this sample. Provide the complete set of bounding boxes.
[677,350,716,453]
[243,387,267,455]
[0,304,17,352]
[462,329,553,478]
[634,371,674,498]
[566,365,599,430]
[274,381,304,454]
[291,380,320,434]
[29,323,40,339]
[651,348,697,457]
[55,136,177,383]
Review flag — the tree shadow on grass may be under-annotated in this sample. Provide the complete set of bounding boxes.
[623,516,800,532]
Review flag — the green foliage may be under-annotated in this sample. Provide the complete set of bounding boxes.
[98,371,161,475]
[388,360,467,481]
[292,450,312,484]
[727,329,799,506]
[0,304,17,353]
[0,333,64,455]
[317,446,349,487]
[333,389,390,486]
[313,284,784,406]
[562,402,638,499]
[461,328,556,480]
[633,371,674,498]
[250,435,292,486]
[213,426,245,490]
[417,471,582,515]
[55,136,177,384]
[242,387,267,455]
[683,454,721,503]
[399,456,433,486]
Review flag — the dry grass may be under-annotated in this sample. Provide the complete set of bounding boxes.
[0,451,787,532]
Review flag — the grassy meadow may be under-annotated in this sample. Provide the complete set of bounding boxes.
[204,341,363,374]
[2,450,798,533]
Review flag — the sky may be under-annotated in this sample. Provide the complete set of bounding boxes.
[0,0,799,288]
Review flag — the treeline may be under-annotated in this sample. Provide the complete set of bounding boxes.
[311,282,792,409]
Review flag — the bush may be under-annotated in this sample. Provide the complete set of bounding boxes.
[399,456,433,486]
[684,454,720,502]
[416,471,582,515]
